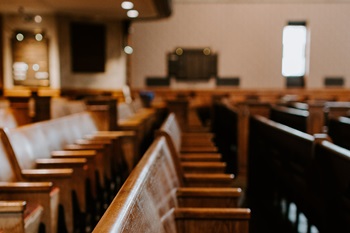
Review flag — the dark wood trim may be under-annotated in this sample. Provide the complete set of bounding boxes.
[153,0,172,18]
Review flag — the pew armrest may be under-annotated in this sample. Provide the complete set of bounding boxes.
[180,154,222,162]
[181,132,214,139]
[51,150,96,159]
[176,187,241,197]
[86,130,136,139]
[175,207,250,219]
[64,144,104,150]
[176,187,242,208]
[36,158,87,168]
[181,146,218,153]
[181,162,226,173]
[75,138,112,146]
[21,168,73,179]
[0,181,53,192]
[183,173,235,187]
[173,208,250,233]
[0,201,26,213]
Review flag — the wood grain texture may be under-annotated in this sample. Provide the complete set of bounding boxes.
[93,136,249,233]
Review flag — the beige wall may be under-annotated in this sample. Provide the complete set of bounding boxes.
[2,14,127,91]
[131,3,350,89]
[2,14,61,89]
[57,16,127,90]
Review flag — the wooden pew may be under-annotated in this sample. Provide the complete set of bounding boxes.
[0,114,118,231]
[85,96,161,160]
[314,140,350,232]
[117,102,157,156]
[1,125,89,233]
[0,201,43,233]
[159,113,218,154]
[0,108,18,129]
[211,97,239,174]
[234,100,271,177]
[269,105,309,133]
[157,113,230,174]
[277,100,350,134]
[0,133,60,233]
[248,115,328,231]
[327,116,350,150]
[1,111,136,230]
[51,97,86,119]
[92,136,250,233]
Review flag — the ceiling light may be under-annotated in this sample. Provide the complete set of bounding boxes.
[121,1,134,10]
[35,34,43,41]
[127,10,139,18]
[16,33,24,41]
[124,46,133,54]
[34,15,42,23]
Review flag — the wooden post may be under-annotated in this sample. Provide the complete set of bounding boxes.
[166,99,189,131]
[236,101,270,177]
[307,101,325,134]
[86,97,118,131]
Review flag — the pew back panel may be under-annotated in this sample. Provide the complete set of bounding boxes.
[93,136,249,233]
[270,105,308,133]
[315,141,350,232]
[248,115,326,230]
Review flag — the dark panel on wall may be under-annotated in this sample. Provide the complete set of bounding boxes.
[168,53,178,76]
[70,22,106,73]
[146,77,170,86]
[324,77,344,87]
[153,0,173,18]
[216,77,240,86]
[286,76,304,88]
[167,48,217,82]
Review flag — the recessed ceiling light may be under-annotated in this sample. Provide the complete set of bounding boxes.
[121,1,134,10]
[35,33,43,41]
[124,46,133,54]
[34,15,42,23]
[16,33,24,41]
[127,10,139,18]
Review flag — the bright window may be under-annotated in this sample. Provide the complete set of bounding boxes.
[282,24,307,77]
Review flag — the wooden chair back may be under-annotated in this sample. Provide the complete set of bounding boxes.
[314,140,350,232]
[93,136,249,233]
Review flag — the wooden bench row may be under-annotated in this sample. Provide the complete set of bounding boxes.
[248,115,350,232]
[0,200,44,233]
[0,110,139,233]
[211,98,239,174]
[92,110,250,232]
[93,136,250,233]
[0,127,62,233]
[0,105,177,233]
[271,101,350,134]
